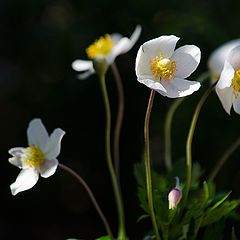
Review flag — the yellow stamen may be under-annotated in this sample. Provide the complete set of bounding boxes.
[22,145,45,168]
[151,56,176,80]
[86,34,113,59]
[232,68,240,94]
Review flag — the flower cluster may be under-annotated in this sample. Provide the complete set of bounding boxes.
[7,26,240,240]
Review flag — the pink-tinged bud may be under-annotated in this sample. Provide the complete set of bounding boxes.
[168,187,182,209]
[168,177,182,209]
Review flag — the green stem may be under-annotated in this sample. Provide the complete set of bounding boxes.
[164,98,184,172]
[111,62,125,181]
[183,83,215,206]
[164,72,210,172]
[144,90,161,240]
[99,75,126,240]
[58,163,113,239]
[209,137,240,181]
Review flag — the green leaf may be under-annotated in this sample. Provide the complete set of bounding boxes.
[134,161,146,188]
[96,236,112,240]
[210,191,232,211]
[201,200,239,226]
[182,181,212,225]
[137,214,149,223]
[137,186,149,213]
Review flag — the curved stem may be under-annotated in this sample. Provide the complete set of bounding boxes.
[164,72,210,172]
[99,75,126,240]
[209,137,240,181]
[111,63,125,181]
[58,163,113,239]
[183,83,215,205]
[144,90,161,240]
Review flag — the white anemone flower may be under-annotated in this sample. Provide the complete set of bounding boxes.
[72,25,142,79]
[216,46,240,115]
[8,118,65,195]
[135,35,201,98]
[208,39,240,83]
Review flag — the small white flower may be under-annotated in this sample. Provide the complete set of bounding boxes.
[135,35,201,98]
[208,39,240,83]
[9,118,65,195]
[72,25,142,79]
[216,46,240,115]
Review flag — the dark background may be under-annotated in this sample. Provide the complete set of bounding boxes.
[0,0,240,239]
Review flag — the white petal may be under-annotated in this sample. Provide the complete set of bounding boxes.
[109,38,131,64]
[171,45,201,78]
[217,61,235,89]
[137,77,167,95]
[141,35,179,59]
[233,95,240,114]
[8,148,24,168]
[9,147,24,157]
[72,60,93,72]
[9,148,30,169]
[9,157,22,168]
[123,24,142,53]
[77,69,95,80]
[27,119,49,149]
[44,128,65,160]
[135,45,152,77]
[129,25,142,45]
[227,46,240,70]
[39,159,58,178]
[161,78,201,98]
[216,87,234,115]
[110,33,123,42]
[109,25,142,64]
[208,39,240,81]
[10,168,39,195]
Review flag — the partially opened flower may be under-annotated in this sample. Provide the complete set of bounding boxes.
[135,35,201,98]
[72,25,142,79]
[8,118,65,195]
[208,39,240,83]
[216,46,240,115]
[168,177,182,209]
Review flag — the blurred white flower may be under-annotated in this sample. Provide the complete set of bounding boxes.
[135,35,201,98]
[208,39,240,83]
[216,46,240,115]
[9,118,65,195]
[168,177,182,209]
[72,25,142,79]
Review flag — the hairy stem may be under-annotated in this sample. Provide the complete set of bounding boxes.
[58,163,113,238]
[164,72,209,172]
[99,75,126,240]
[111,62,125,181]
[183,83,215,205]
[144,90,161,240]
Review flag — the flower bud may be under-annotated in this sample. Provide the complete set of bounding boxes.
[168,177,182,209]
[168,187,182,209]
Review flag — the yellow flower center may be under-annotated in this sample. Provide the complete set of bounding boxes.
[22,145,45,168]
[232,68,240,93]
[86,34,113,59]
[151,56,176,80]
